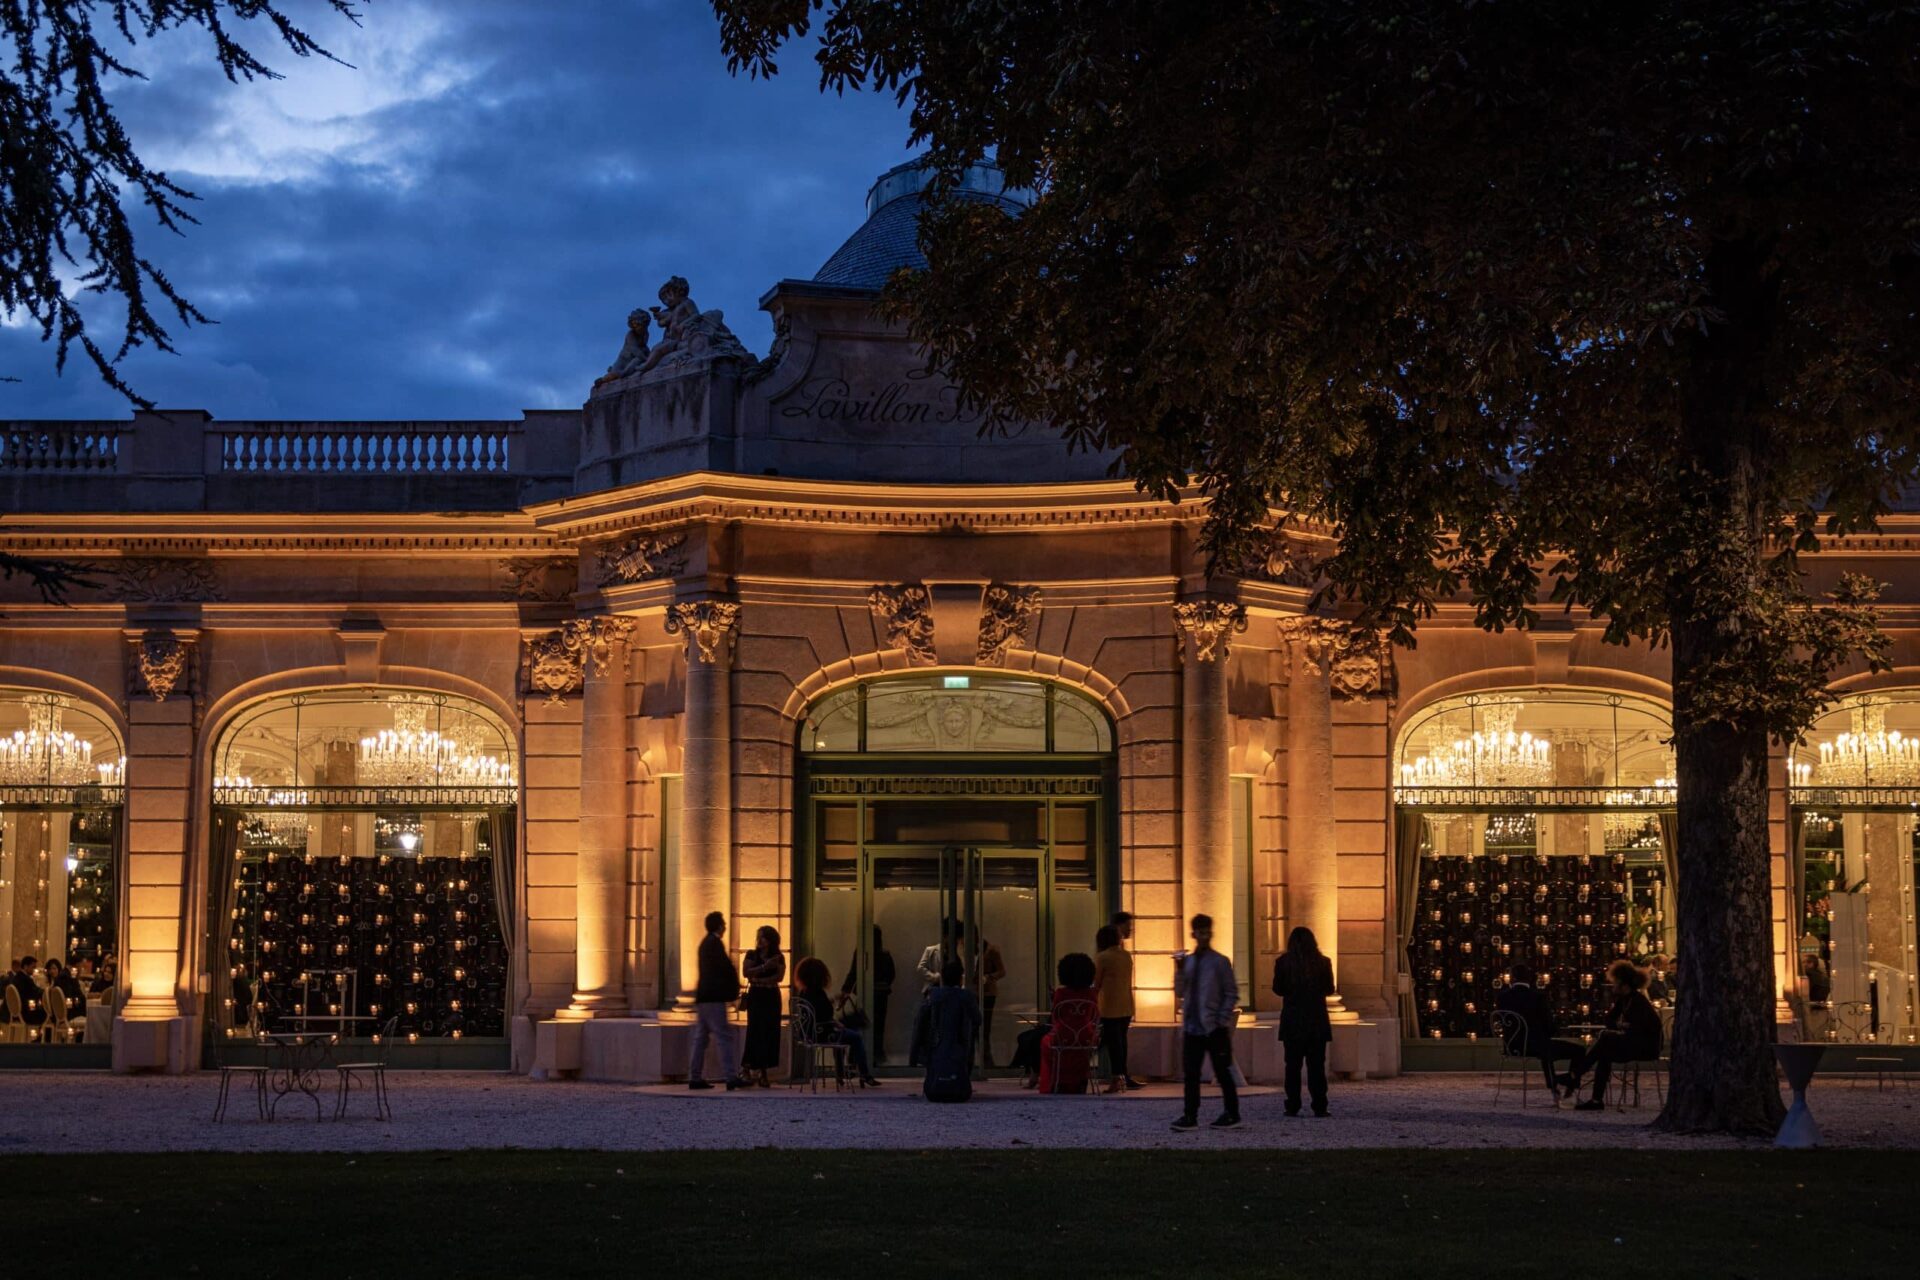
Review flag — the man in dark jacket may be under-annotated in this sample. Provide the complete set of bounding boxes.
[1561,959,1664,1111]
[686,912,745,1090]
[1493,963,1584,1096]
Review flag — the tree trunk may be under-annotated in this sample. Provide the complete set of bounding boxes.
[1656,619,1786,1135]
[1654,236,1787,1136]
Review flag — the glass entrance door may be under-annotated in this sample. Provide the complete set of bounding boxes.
[849,844,1044,1071]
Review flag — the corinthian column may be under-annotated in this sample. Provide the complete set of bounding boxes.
[1175,597,1246,951]
[666,599,740,1001]
[1279,616,1346,1014]
[569,616,637,1016]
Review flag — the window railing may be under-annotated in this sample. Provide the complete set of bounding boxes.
[1394,784,1676,811]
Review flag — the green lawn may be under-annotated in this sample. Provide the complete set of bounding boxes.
[9,1149,1912,1278]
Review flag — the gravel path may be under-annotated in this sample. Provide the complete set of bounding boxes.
[2,1071,1914,1153]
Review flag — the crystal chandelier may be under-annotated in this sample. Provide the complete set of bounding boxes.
[1400,697,1553,788]
[0,695,96,786]
[1802,697,1920,787]
[358,702,514,790]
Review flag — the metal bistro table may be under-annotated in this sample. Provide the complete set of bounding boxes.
[259,1031,340,1119]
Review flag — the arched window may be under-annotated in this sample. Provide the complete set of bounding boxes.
[801,674,1113,755]
[0,690,123,1052]
[211,689,516,1050]
[1790,691,1920,1044]
[795,674,1115,1066]
[1394,689,1677,1043]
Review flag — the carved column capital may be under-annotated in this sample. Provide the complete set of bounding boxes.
[125,627,195,703]
[1278,616,1394,702]
[1173,598,1247,664]
[666,599,741,667]
[567,615,640,678]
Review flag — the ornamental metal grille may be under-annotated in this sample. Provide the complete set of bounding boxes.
[1394,784,1676,812]
[214,785,517,810]
[808,775,1104,798]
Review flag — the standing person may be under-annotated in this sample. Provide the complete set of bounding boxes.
[1093,924,1135,1092]
[1171,914,1241,1131]
[1110,911,1147,1087]
[842,926,897,1064]
[686,912,746,1091]
[921,958,982,1102]
[1271,926,1335,1117]
[975,925,1007,1068]
[740,926,786,1088]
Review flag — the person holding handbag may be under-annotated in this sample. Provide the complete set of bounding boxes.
[739,926,786,1087]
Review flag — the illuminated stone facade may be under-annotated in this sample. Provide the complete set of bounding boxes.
[1,162,1907,1076]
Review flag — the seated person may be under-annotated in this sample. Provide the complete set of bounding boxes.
[1494,963,1583,1096]
[7,955,47,1027]
[793,957,881,1087]
[45,958,86,1021]
[1561,959,1664,1111]
[1037,952,1100,1095]
[921,958,982,1103]
[1647,954,1673,1002]
[88,959,117,997]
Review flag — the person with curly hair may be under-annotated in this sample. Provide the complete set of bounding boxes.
[1560,959,1664,1111]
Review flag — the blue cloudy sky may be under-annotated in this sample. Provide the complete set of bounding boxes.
[0,1,914,419]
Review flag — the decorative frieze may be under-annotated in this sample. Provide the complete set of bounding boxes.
[666,600,741,667]
[125,628,193,703]
[1173,598,1248,663]
[500,557,577,602]
[99,557,223,602]
[595,531,687,586]
[869,584,935,666]
[976,584,1041,666]
[1240,530,1321,588]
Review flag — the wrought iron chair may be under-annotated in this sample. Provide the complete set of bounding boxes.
[211,1036,270,1122]
[335,1015,400,1120]
[790,1000,850,1092]
[1490,1009,1544,1108]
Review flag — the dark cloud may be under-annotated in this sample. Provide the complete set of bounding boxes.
[1,1,912,418]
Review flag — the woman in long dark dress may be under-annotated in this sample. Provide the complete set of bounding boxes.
[740,926,786,1087]
[1272,926,1335,1117]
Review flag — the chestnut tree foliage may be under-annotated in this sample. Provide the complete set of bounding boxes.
[1,0,358,406]
[713,0,1920,1133]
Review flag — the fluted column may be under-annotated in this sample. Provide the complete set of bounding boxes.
[569,616,637,1015]
[1280,617,1346,1013]
[666,599,740,1001]
[1175,598,1245,947]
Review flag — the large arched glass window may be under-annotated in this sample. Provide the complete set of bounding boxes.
[1394,689,1677,1043]
[1790,691,1920,1045]
[211,689,516,1050]
[0,690,123,1055]
[796,674,1115,1068]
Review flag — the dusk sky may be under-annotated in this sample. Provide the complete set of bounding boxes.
[0,1,914,420]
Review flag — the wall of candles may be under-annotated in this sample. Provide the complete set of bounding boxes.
[63,807,117,968]
[226,812,508,1039]
[1411,819,1668,1039]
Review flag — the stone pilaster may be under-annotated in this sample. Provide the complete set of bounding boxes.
[1175,598,1245,952]
[567,616,637,1016]
[1279,616,1351,1018]
[666,599,740,1001]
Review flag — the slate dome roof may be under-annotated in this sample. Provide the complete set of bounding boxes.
[813,159,1031,290]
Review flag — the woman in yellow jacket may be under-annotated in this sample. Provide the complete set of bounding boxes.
[1093,923,1136,1092]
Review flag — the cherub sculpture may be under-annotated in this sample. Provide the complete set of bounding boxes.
[634,275,751,377]
[593,308,652,388]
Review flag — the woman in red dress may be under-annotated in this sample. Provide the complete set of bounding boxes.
[1037,952,1100,1094]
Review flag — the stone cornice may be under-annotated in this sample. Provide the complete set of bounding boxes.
[0,511,554,554]
[527,471,1207,540]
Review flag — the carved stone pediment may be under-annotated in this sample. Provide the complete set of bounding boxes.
[976,585,1040,666]
[665,600,741,667]
[869,584,935,666]
[126,628,194,703]
[1173,599,1248,663]
[595,531,687,587]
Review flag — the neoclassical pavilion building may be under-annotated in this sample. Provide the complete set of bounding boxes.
[1,162,1913,1076]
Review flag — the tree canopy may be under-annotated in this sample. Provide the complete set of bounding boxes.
[1,0,358,405]
[712,0,1920,1134]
